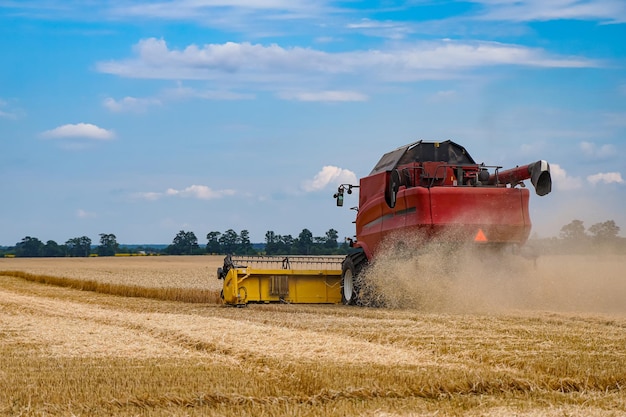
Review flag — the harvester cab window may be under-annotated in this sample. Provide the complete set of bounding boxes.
[398,141,476,166]
[370,140,477,176]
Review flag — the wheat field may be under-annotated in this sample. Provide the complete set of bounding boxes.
[1,254,625,416]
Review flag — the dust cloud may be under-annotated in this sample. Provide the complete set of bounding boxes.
[358,234,626,315]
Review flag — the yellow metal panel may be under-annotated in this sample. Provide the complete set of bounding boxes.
[222,267,342,306]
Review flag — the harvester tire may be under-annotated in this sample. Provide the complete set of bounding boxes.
[341,251,367,305]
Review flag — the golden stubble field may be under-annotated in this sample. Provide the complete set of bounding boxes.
[1,254,625,416]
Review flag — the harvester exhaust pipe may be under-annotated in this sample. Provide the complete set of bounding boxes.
[489,160,552,196]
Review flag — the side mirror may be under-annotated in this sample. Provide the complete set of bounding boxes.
[334,186,345,207]
[333,184,359,207]
[334,191,344,207]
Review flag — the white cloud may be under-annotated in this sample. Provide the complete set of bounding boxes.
[347,18,399,29]
[104,85,255,113]
[580,141,616,159]
[278,90,368,102]
[429,90,457,102]
[346,18,413,39]
[602,112,626,127]
[471,0,626,24]
[6,1,625,35]
[135,192,162,201]
[95,38,599,84]
[550,163,583,190]
[302,166,358,192]
[314,36,335,43]
[103,96,162,112]
[110,1,325,20]
[76,209,96,219]
[40,123,115,140]
[162,84,254,100]
[587,172,624,185]
[0,109,15,119]
[0,98,18,119]
[137,185,235,200]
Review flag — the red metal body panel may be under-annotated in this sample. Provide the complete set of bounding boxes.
[355,173,386,258]
[429,186,530,242]
[344,141,549,262]
[355,180,531,259]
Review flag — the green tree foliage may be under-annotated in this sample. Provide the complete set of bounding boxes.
[238,230,254,255]
[559,219,586,240]
[205,229,258,255]
[167,230,199,255]
[97,233,119,256]
[65,236,92,257]
[296,228,313,254]
[280,235,295,253]
[588,220,620,242]
[264,230,278,255]
[324,228,339,250]
[218,229,240,254]
[43,240,65,257]
[206,231,221,254]
[15,236,44,257]
[264,234,295,255]
[263,229,346,255]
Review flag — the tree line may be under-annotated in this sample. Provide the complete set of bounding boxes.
[1,234,121,258]
[169,228,347,256]
[1,219,623,258]
[540,219,625,254]
[558,219,620,241]
[0,228,349,257]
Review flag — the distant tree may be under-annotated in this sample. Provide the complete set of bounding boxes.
[219,229,239,254]
[97,233,119,256]
[279,234,295,255]
[324,228,339,250]
[65,236,92,257]
[339,239,351,253]
[265,230,278,255]
[296,229,313,254]
[43,240,65,257]
[237,230,254,255]
[308,236,324,255]
[560,220,586,241]
[206,231,222,254]
[168,230,199,255]
[588,220,620,242]
[15,236,44,257]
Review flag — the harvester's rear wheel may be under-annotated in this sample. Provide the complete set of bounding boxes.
[341,261,358,305]
[341,251,367,305]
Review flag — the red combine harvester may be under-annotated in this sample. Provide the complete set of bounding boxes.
[218,139,551,307]
[333,140,551,305]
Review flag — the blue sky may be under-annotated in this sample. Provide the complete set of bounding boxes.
[1,0,625,245]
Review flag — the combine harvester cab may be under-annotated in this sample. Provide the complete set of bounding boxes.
[218,255,343,306]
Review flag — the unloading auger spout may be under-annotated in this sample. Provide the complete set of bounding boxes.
[489,160,552,196]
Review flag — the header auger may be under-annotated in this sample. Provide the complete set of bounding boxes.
[218,140,551,306]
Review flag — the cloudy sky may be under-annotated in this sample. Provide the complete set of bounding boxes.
[1,0,625,246]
